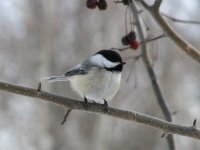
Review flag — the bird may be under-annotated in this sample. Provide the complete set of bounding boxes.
[44,49,125,110]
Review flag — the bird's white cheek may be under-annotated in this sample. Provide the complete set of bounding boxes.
[90,54,120,68]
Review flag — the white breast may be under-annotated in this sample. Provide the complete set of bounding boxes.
[69,69,121,104]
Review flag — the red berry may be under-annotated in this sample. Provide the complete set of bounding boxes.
[130,40,140,50]
[97,0,107,10]
[86,0,97,9]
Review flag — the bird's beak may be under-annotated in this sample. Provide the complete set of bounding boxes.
[122,62,126,65]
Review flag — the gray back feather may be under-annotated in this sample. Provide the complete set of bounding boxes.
[64,59,95,77]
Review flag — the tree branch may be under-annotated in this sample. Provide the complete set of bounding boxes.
[130,2,176,149]
[0,81,200,139]
[138,0,200,63]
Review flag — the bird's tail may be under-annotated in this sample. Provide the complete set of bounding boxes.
[42,75,69,82]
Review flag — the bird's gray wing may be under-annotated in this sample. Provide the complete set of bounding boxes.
[64,61,95,77]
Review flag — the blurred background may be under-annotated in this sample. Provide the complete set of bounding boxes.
[0,0,200,150]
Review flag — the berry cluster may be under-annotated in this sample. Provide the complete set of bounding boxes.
[86,0,107,10]
[121,31,140,50]
[86,0,140,50]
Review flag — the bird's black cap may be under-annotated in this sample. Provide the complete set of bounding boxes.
[95,50,123,63]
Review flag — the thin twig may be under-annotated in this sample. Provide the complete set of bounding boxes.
[61,109,72,125]
[37,82,42,92]
[130,2,176,150]
[193,119,197,127]
[161,132,166,138]
[140,34,166,44]
[111,47,130,51]
[0,81,200,139]
[161,13,200,25]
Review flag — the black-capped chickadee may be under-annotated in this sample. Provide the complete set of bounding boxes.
[44,49,125,110]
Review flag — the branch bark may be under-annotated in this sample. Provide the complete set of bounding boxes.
[0,81,200,139]
[138,0,200,63]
